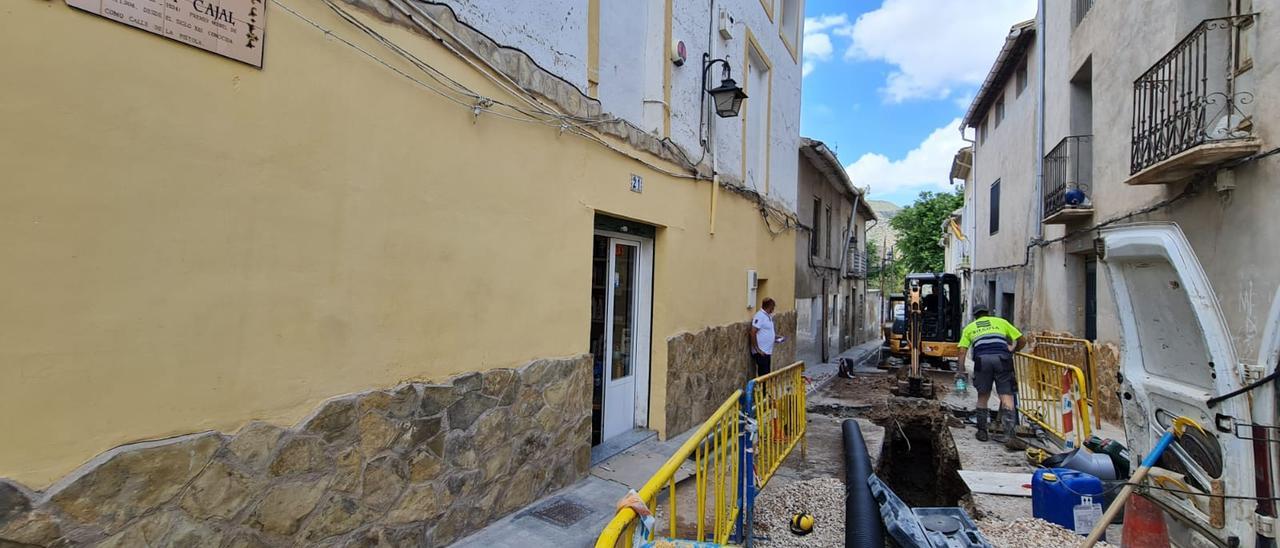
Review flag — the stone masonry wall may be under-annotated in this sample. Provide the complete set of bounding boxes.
[1093,343,1123,425]
[0,355,591,547]
[1029,332,1123,427]
[772,312,798,368]
[665,312,797,436]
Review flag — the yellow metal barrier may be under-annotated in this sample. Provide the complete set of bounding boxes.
[1013,352,1093,447]
[1032,335,1101,430]
[748,362,806,490]
[595,390,742,548]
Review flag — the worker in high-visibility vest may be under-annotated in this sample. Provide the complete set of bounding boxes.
[956,305,1026,449]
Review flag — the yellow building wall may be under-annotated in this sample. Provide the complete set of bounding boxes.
[0,0,795,488]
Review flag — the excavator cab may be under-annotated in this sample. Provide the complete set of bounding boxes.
[902,273,962,369]
[882,294,909,357]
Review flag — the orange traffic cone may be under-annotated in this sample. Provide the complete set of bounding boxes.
[1120,494,1170,547]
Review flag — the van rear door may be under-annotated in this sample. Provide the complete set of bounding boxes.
[1101,223,1258,546]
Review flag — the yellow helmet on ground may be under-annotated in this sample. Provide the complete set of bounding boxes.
[789,512,815,536]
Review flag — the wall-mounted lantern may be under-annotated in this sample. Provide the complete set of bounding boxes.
[702,56,747,118]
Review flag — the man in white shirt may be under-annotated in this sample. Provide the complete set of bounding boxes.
[750,298,780,376]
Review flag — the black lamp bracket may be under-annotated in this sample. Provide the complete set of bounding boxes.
[701,54,734,93]
[698,53,737,146]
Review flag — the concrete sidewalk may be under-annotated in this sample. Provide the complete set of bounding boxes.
[803,338,884,394]
[451,429,698,547]
[453,343,882,547]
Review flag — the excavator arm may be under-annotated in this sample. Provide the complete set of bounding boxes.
[896,280,935,399]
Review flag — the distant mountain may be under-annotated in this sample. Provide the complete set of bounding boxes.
[867,200,901,257]
[868,200,901,219]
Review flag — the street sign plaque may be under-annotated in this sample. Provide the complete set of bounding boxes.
[67,0,266,68]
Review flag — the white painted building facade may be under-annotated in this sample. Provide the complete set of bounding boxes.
[435,0,804,210]
[963,2,1280,545]
[942,146,973,285]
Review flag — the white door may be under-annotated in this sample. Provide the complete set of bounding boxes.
[1101,223,1257,545]
[602,237,645,441]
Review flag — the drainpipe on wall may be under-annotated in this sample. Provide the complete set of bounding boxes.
[704,0,719,234]
[960,128,977,324]
[707,109,720,234]
[1028,0,1047,327]
[1035,0,1046,242]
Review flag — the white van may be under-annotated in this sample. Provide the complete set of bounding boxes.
[1102,223,1279,547]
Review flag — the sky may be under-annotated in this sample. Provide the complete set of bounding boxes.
[800,0,1037,206]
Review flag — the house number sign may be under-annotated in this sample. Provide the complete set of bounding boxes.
[67,0,266,67]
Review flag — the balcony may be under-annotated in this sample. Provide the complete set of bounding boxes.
[845,247,867,279]
[1043,135,1094,224]
[1128,15,1261,185]
[1074,0,1094,26]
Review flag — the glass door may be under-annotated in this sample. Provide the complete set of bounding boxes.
[589,236,608,446]
[602,238,639,441]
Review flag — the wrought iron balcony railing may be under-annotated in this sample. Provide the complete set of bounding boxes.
[845,247,867,279]
[1074,0,1094,26]
[1043,135,1093,223]
[1130,15,1259,177]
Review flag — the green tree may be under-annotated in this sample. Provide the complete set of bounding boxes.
[865,238,906,294]
[889,189,963,273]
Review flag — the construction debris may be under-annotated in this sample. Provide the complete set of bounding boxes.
[752,478,844,547]
[978,517,1114,547]
[958,470,1033,497]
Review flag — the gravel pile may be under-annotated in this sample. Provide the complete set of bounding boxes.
[750,478,1114,548]
[978,517,1114,547]
[751,478,844,547]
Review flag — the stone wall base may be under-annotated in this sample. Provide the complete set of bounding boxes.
[1094,342,1123,425]
[664,311,797,436]
[0,356,592,547]
[1029,332,1123,427]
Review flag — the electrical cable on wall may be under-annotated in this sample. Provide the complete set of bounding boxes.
[271,0,797,233]
[969,147,1280,273]
[358,0,798,227]
[348,0,777,215]
[973,181,1199,273]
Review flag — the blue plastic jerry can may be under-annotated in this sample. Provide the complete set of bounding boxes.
[1032,468,1105,538]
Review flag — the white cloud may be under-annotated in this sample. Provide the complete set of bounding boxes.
[844,0,1036,102]
[802,14,849,77]
[802,32,832,76]
[844,118,965,198]
[806,13,851,34]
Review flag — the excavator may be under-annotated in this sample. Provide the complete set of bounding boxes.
[881,293,908,358]
[892,273,963,399]
[902,273,963,367]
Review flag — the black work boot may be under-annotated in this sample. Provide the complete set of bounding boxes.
[974,408,990,442]
[990,409,1008,443]
[1002,408,1027,451]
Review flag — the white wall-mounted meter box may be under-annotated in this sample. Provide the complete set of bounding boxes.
[747,269,758,309]
[719,9,734,39]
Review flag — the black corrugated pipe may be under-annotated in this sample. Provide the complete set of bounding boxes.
[843,419,883,547]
